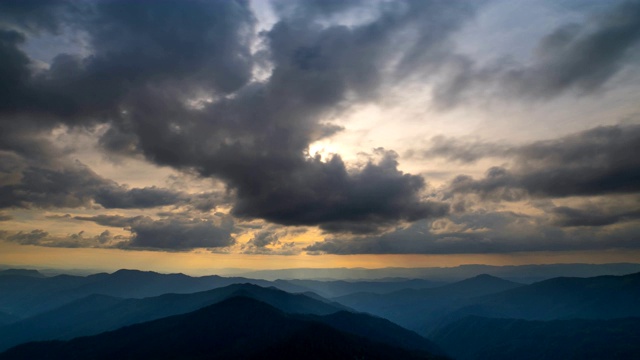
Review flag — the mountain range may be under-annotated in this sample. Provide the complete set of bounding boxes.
[433,316,640,360]
[0,296,446,360]
[1,267,639,359]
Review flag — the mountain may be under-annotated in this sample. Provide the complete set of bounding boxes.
[0,283,349,352]
[0,269,307,318]
[307,310,445,356]
[0,297,445,360]
[276,278,443,297]
[236,263,640,282]
[0,274,93,317]
[335,274,522,332]
[450,272,640,321]
[433,316,640,360]
[0,270,45,278]
[0,312,18,327]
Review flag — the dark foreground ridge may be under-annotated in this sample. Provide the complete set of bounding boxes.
[0,296,446,360]
[433,316,640,360]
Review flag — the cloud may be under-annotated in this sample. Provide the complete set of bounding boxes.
[0,229,120,248]
[0,0,478,234]
[552,206,640,227]
[0,0,72,34]
[0,0,256,119]
[433,0,640,107]
[3,0,637,257]
[447,124,640,200]
[241,228,301,255]
[506,0,640,97]
[75,213,235,250]
[550,197,640,227]
[248,230,280,248]
[411,135,511,163]
[306,210,640,255]
[0,152,218,211]
[229,149,450,233]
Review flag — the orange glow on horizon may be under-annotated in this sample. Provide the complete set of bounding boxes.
[1,241,638,276]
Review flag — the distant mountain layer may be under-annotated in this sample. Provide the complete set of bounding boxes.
[236,263,640,281]
[433,316,640,360]
[0,283,442,356]
[0,269,308,318]
[0,283,345,352]
[448,271,640,322]
[335,274,523,332]
[0,312,18,327]
[336,272,640,336]
[277,278,444,297]
[0,270,44,278]
[0,297,446,360]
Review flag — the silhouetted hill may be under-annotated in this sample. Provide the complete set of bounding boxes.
[0,269,307,318]
[0,312,18,327]
[278,278,443,297]
[0,297,444,360]
[0,270,44,278]
[308,310,445,356]
[335,274,522,332]
[0,283,349,351]
[432,316,640,360]
[237,263,640,282]
[450,272,640,321]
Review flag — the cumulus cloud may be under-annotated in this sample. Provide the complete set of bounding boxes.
[0,152,218,211]
[551,206,640,227]
[2,0,638,254]
[447,124,640,200]
[306,210,640,255]
[75,213,235,250]
[0,229,122,248]
[1,0,469,234]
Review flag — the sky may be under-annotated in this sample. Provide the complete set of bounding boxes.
[1,0,639,273]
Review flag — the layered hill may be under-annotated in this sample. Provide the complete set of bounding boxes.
[433,316,640,360]
[335,274,522,332]
[0,283,343,351]
[0,283,442,355]
[0,269,307,318]
[0,297,446,360]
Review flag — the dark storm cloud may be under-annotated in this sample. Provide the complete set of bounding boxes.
[551,205,640,227]
[447,124,640,200]
[306,210,640,255]
[74,214,144,227]
[0,0,72,33]
[0,228,122,248]
[0,0,480,234]
[240,228,301,255]
[119,218,234,250]
[0,0,256,119]
[0,152,213,210]
[2,229,48,246]
[228,150,450,233]
[434,0,640,107]
[94,186,190,210]
[248,230,280,248]
[75,213,235,250]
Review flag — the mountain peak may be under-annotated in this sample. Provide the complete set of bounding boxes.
[0,269,45,278]
[460,273,518,284]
